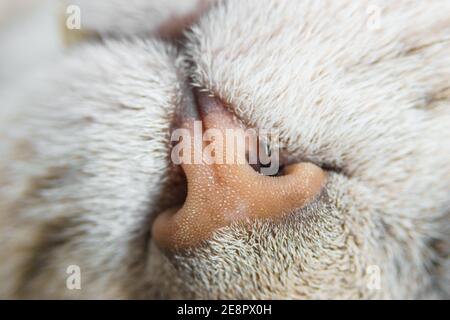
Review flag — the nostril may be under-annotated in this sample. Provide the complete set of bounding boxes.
[152,93,327,251]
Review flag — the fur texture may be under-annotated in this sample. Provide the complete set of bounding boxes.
[0,0,449,299]
[68,0,209,38]
[0,40,185,298]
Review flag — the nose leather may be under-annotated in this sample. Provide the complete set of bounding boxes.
[152,93,327,251]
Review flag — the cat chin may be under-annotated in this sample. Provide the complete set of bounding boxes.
[143,174,383,299]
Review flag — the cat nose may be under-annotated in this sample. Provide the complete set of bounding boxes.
[152,93,327,251]
[157,0,212,39]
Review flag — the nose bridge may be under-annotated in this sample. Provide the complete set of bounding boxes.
[152,93,327,251]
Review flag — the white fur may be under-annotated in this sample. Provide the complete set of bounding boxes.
[67,0,203,36]
[183,0,450,298]
[0,39,185,297]
[0,0,448,299]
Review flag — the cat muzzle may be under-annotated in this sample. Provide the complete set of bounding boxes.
[152,92,327,251]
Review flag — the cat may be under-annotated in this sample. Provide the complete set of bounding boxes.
[0,0,449,299]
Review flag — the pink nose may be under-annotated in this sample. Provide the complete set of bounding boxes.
[152,93,327,251]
